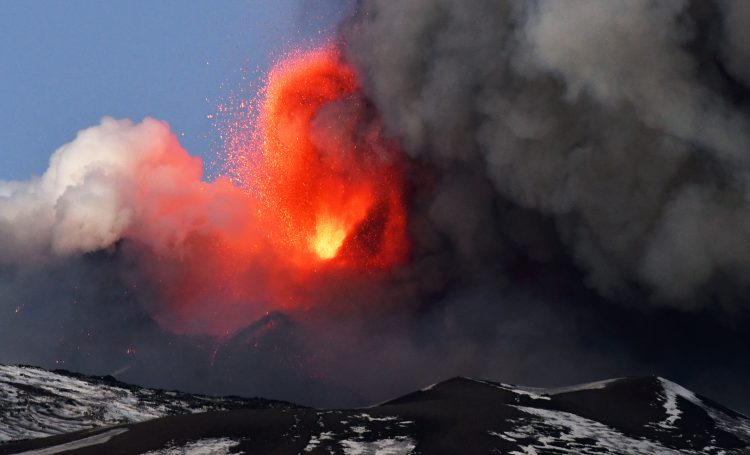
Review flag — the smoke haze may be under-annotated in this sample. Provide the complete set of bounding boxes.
[344,0,750,305]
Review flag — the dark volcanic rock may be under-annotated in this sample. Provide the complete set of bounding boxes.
[1,372,749,454]
[0,364,298,443]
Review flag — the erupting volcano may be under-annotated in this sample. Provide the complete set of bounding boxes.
[138,46,409,334]
[5,0,750,428]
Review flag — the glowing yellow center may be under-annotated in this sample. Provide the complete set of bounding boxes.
[311,216,348,260]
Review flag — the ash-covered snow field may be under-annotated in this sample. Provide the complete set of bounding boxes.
[1,366,749,454]
[0,365,293,443]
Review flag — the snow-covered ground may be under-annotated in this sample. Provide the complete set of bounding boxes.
[339,436,416,455]
[13,428,129,455]
[141,438,243,455]
[2,369,749,454]
[302,411,416,455]
[654,377,701,429]
[0,365,283,442]
[485,376,750,455]
[493,406,688,455]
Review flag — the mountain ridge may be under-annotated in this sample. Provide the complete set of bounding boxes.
[1,366,749,454]
[0,364,298,444]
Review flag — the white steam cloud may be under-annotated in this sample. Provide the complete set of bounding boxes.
[0,117,246,269]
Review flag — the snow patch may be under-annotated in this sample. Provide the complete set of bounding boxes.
[351,426,369,435]
[0,365,267,442]
[543,378,622,395]
[14,428,128,455]
[488,430,517,442]
[141,437,242,455]
[654,377,702,430]
[356,413,400,422]
[492,405,692,454]
[500,378,622,398]
[469,378,551,401]
[420,383,438,392]
[653,377,750,444]
[339,436,416,455]
[304,431,335,452]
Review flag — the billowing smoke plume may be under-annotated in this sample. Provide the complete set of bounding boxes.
[0,117,246,265]
[0,117,157,264]
[2,0,750,412]
[344,0,750,305]
[0,117,285,334]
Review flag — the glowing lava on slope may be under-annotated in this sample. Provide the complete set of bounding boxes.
[228,47,409,270]
[144,46,409,335]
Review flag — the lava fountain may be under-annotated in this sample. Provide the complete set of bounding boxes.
[143,46,410,335]
[227,47,409,270]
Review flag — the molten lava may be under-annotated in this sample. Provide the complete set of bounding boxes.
[141,46,410,335]
[312,215,348,260]
[230,47,408,270]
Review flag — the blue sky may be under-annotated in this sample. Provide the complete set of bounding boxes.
[0,0,350,180]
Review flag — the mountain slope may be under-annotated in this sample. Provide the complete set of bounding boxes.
[0,371,748,454]
[0,365,297,443]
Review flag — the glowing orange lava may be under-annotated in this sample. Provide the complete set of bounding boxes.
[231,47,409,270]
[137,46,410,335]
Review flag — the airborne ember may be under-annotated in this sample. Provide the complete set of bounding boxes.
[229,47,408,271]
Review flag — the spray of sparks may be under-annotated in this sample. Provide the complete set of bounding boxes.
[222,46,409,270]
[144,46,409,335]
